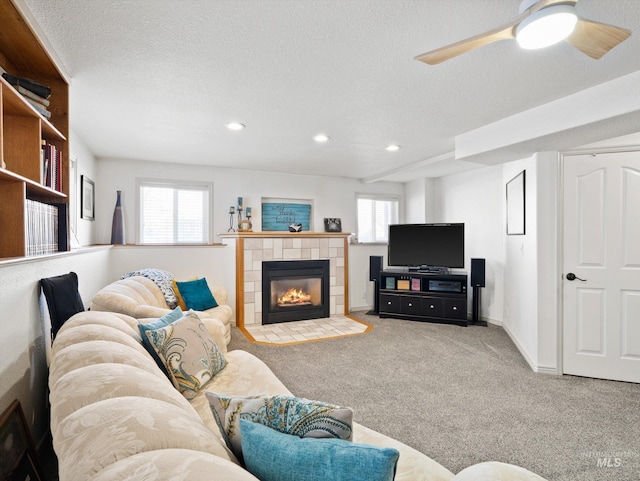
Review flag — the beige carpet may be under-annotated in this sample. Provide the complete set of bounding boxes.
[240,315,372,345]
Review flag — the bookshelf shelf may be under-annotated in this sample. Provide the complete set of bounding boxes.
[0,0,69,259]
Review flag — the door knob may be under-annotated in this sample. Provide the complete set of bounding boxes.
[566,273,586,281]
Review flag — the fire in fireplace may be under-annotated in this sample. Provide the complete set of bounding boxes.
[278,288,312,306]
[262,260,330,324]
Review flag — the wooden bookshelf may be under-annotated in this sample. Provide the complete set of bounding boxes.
[0,0,69,258]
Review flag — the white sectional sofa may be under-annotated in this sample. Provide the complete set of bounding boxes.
[48,308,547,481]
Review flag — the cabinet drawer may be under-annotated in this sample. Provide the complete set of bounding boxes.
[444,298,467,319]
[401,296,421,315]
[380,294,402,314]
[421,297,444,317]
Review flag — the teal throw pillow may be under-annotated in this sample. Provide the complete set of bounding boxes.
[175,278,218,311]
[145,311,227,399]
[138,306,183,375]
[205,393,353,462]
[240,419,399,481]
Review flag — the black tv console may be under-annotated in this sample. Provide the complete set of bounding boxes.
[378,270,468,326]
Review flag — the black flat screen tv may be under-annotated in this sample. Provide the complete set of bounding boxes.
[388,223,465,269]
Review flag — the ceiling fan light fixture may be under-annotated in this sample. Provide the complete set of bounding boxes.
[516,4,578,50]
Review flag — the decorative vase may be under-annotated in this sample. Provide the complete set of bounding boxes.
[110,190,125,244]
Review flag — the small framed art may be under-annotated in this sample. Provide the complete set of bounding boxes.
[324,218,342,232]
[81,175,95,221]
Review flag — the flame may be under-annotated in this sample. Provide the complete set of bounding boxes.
[278,288,312,305]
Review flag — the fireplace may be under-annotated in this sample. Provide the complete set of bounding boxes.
[262,260,330,324]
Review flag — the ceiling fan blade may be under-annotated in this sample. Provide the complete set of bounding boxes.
[566,17,631,59]
[415,22,517,65]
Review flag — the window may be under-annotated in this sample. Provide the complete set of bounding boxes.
[356,194,399,243]
[138,180,211,244]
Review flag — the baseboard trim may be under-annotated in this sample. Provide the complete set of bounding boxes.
[501,321,560,375]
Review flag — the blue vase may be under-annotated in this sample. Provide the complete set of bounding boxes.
[110,190,125,244]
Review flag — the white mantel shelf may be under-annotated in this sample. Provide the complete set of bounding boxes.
[219,231,350,329]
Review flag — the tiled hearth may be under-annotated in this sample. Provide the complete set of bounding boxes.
[218,232,351,328]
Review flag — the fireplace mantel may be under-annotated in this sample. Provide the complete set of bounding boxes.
[218,231,350,329]
[218,231,352,239]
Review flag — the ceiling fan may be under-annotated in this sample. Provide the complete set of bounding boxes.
[415,0,632,65]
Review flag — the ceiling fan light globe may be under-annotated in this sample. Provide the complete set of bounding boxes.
[516,4,578,50]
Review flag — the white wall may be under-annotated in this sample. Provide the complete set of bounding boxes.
[70,130,98,246]
[95,158,404,245]
[502,156,540,367]
[433,164,505,323]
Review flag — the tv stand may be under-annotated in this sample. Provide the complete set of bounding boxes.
[379,270,468,326]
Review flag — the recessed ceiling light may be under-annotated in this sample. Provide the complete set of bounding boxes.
[386,144,401,152]
[226,122,245,131]
[313,134,330,143]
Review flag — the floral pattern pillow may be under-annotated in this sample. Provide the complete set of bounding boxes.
[146,312,227,399]
[205,392,353,462]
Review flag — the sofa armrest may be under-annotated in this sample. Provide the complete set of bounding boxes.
[211,287,228,305]
[452,462,547,481]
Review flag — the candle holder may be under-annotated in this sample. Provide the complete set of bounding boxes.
[228,206,236,232]
[237,206,243,230]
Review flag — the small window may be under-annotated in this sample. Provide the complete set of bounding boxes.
[138,180,211,244]
[356,194,399,243]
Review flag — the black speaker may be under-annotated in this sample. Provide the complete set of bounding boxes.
[471,258,486,287]
[369,256,384,282]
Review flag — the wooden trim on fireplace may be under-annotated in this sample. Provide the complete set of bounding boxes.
[235,237,245,329]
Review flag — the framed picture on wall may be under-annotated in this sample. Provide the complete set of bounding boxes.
[506,170,525,235]
[324,218,342,232]
[81,175,95,221]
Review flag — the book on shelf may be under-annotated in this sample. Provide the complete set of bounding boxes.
[14,84,50,106]
[25,97,51,118]
[2,72,51,99]
[25,199,58,256]
[41,141,62,192]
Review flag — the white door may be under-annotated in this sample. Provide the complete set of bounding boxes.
[563,151,640,383]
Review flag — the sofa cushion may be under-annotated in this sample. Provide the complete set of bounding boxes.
[175,278,218,311]
[145,312,227,400]
[138,307,184,375]
[89,449,260,481]
[240,419,399,481]
[40,271,85,340]
[205,393,353,462]
[53,397,237,480]
[50,363,197,435]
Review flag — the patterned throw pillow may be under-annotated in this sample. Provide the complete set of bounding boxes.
[240,419,399,481]
[205,392,353,462]
[146,312,227,399]
[122,268,178,308]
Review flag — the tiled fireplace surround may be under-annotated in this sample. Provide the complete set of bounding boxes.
[219,232,350,328]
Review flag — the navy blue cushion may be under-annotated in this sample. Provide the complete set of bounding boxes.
[175,278,218,311]
[40,272,85,340]
[240,419,399,481]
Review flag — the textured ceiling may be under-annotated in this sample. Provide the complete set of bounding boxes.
[18,0,640,181]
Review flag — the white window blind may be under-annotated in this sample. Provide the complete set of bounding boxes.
[357,195,399,243]
[139,180,211,244]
